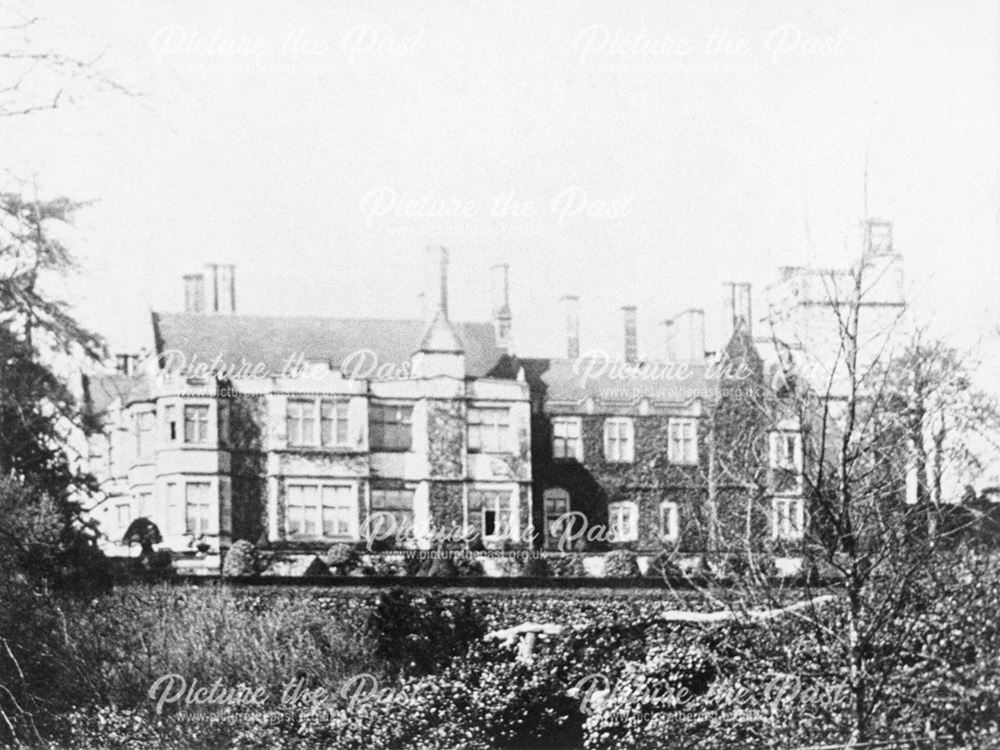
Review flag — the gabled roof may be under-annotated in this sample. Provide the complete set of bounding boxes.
[150,312,503,379]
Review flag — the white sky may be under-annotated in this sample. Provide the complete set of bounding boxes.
[1,0,998,379]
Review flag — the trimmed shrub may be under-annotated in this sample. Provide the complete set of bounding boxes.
[424,554,459,577]
[325,543,360,574]
[519,554,550,577]
[605,550,641,578]
[221,540,259,577]
[360,553,404,576]
[454,555,485,577]
[549,554,586,578]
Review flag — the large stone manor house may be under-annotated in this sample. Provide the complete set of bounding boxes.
[83,227,906,568]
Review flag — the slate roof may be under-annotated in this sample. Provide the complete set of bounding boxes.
[82,372,152,413]
[519,357,719,408]
[150,312,504,379]
[82,372,134,416]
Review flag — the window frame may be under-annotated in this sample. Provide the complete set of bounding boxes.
[607,501,639,542]
[667,418,698,465]
[284,481,357,540]
[368,402,414,452]
[469,488,516,541]
[369,485,416,536]
[135,411,155,458]
[183,405,211,445]
[551,416,583,460]
[772,496,805,541]
[543,488,570,546]
[603,418,635,463]
[184,481,213,536]
[769,431,803,472]
[467,406,511,453]
[659,500,679,543]
[286,397,351,448]
[164,405,179,442]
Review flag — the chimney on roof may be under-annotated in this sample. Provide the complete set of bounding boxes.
[205,264,236,314]
[437,247,450,318]
[491,263,512,351]
[184,273,205,314]
[560,295,580,359]
[666,309,705,363]
[724,282,752,336]
[622,305,638,364]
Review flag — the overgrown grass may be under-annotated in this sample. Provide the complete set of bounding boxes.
[59,585,382,706]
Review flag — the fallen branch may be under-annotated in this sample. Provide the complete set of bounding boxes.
[483,595,839,663]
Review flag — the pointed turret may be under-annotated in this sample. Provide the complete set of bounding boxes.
[411,247,466,379]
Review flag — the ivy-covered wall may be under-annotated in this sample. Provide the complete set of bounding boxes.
[426,399,465,479]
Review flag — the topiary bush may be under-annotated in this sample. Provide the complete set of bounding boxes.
[454,555,485,577]
[424,553,459,577]
[549,554,586,578]
[604,550,641,578]
[221,540,259,577]
[325,543,360,574]
[360,553,404,576]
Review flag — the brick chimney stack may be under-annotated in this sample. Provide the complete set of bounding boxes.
[183,273,205,314]
[666,308,705,362]
[437,246,449,317]
[560,295,580,359]
[622,305,638,364]
[205,264,236,314]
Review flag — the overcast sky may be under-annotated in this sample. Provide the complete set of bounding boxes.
[2,0,998,378]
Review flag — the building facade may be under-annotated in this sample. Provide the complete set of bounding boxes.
[85,252,533,564]
[85,234,910,566]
